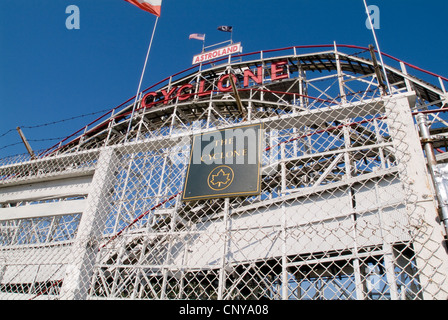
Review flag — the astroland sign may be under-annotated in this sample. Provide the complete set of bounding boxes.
[182,124,262,201]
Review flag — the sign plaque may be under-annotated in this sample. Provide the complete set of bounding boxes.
[182,123,262,201]
[192,42,242,65]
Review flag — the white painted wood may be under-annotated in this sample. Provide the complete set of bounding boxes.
[0,175,92,204]
[0,199,87,221]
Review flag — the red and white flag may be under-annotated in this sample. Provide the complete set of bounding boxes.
[125,0,162,17]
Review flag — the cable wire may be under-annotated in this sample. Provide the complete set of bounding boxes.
[0,108,112,139]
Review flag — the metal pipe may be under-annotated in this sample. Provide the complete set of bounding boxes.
[217,197,230,300]
[416,113,448,243]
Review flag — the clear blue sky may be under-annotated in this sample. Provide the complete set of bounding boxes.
[1,0,447,158]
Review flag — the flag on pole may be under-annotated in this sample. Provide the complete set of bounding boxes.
[125,0,162,17]
[189,33,205,41]
[217,26,233,32]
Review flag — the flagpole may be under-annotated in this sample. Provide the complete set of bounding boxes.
[362,0,391,94]
[125,16,159,142]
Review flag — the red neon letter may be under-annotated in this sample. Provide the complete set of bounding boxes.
[161,87,178,104]
[142,92,158,109]
[271,60,289,81]
[243,66,263,87]
[218,74,238,92]
[197,80,210,97]
[177,84,194,101]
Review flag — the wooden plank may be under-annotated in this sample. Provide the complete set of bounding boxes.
[0,199,87,221]
[0,175,92,203]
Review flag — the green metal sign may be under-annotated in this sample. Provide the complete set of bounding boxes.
[182,123,263,201]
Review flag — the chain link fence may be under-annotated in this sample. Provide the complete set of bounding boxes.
[1,47,448,300]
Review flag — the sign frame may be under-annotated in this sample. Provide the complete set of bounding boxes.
[182,123,263,202]
[192,42,242,65]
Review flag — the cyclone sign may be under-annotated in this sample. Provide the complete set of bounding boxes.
[140,59,289,110]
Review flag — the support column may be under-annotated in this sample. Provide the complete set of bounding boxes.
[60,147,119,300]
[385,93,448,300]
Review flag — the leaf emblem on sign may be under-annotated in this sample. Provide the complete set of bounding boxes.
[210,169,231,188]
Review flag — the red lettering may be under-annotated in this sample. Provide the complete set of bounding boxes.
[218,74,238,92]
[177,84,194,101]
[271,60,289,81]
[243,66,263,87]
[197,80,211,97]
[161,87,177,104]
[144,56,290,110]
[142,92,158,109]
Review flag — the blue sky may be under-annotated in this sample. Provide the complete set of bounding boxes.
[0,0,447,158]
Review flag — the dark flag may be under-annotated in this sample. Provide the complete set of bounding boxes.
[217,26,233,32]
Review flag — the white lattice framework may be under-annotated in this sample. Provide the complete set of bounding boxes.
[1,44,448,300]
